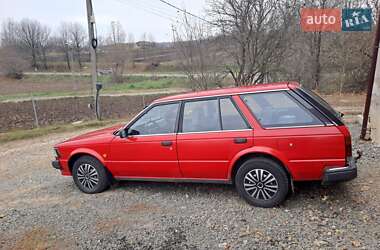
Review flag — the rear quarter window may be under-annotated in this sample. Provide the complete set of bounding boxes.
[240,91,324,128]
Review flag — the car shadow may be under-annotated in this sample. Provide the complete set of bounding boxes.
[108,179,357,208]
[112,180,236,196]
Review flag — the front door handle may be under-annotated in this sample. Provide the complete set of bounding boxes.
[161,141,173,147]
[234,138,247,144]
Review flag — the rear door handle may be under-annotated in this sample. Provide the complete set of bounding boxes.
[234,138,247,144]
[161,141,173,147]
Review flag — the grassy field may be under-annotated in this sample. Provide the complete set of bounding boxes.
[0,74,188,101]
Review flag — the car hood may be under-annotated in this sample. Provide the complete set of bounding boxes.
[57,124,123,146]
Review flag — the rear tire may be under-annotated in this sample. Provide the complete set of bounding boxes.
[235,157,289,207]
[72,156,110,194]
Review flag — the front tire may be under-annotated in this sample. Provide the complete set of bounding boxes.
[235,157,289,207]
[72,156,110,194]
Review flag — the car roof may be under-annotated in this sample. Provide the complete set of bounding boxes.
[154,81,300,103]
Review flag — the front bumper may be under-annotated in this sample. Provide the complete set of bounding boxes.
[322,157,357,185]
[51,160,61,170]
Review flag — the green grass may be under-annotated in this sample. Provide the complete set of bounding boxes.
[105,77,179,91]
[0,75,188,101]
[0,119,122,144]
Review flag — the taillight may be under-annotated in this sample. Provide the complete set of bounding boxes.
[337,125,352,164]
[345,134,352,158]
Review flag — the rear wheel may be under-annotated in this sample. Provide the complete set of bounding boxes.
[235,157,289,207]
[72,156,110,194]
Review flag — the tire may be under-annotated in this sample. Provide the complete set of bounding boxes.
[72,156,111,194]
[235,157,289,208]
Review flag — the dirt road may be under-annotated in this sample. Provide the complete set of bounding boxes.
[0,124,379,249]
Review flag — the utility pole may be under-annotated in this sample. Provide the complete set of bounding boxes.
[368,9,380,145]
[85,0,100,120]
[361,9,380,140]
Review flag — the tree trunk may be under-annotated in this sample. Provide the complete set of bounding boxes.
[313,32,322,90]
[31,48,38,70]
[41,49,48,70]
[76,47,82,69]
[64,50,71,70]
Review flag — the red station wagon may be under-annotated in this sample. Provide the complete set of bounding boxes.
[52,82,358,207]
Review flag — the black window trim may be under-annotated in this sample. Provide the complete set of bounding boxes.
[239,90,328,129]
[178,95,252,134]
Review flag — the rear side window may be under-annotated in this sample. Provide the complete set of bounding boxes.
[240,91,323,128]
[220,98,248,130]
[182,99,221,132]
[298,87,343,124]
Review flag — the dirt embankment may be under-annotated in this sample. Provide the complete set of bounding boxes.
[0,94,165,132]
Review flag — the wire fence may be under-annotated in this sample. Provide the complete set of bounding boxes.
[0,93,170,133]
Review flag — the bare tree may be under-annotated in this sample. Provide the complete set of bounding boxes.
[109,21,126,45]
[0,18,19,47]
[69,22,86,69]
[209,0,296,86]
[106,21,128,83]
[57,22,72,70]
[18,19,42,70]
[300,0,331,90]
[173,14,226,90]
[37,25,51,70]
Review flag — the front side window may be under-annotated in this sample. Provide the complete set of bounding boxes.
[129,103,179,135]
[240,91,323,128]
[220,98,248,130]
[182,99,221,132]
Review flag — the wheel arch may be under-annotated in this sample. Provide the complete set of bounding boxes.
[229,149,293,183]
[68,148,107,174]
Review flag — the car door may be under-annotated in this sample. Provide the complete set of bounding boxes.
[176,97,253,180]
[108,102,182,178]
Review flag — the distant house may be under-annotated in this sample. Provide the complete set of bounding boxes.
[136,41,156,49]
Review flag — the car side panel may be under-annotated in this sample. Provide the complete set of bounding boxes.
[253,126,345,180]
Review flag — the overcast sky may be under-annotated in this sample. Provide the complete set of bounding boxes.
[0,0,208,42]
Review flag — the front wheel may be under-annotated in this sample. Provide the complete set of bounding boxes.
[235,157,289,208]
[72,156,110,194]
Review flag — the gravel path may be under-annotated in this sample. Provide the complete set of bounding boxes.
[0,124,379,250]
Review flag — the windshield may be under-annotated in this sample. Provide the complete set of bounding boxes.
[300,87,342,122]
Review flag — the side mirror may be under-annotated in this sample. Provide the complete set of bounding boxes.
[119,129,127,138]
[119,128,139,138]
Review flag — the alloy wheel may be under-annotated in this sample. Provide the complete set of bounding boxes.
[243,169,278,200]
[77,163,99,190]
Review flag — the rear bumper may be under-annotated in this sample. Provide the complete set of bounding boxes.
[51,160,61,170]
[322,157,357,185]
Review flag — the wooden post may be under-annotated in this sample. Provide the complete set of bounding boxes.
[360,10,380,140]
[370,43,380,144]
[85,0,100,120]
[31,94,39,128]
